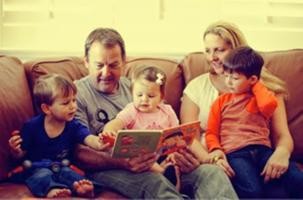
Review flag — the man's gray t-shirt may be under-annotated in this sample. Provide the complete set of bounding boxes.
[75,76,132,135]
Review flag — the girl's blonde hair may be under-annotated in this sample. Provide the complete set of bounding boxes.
[132,65,167,95]
[203,21,287,97]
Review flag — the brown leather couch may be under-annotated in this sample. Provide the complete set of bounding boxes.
[0,49,302,198]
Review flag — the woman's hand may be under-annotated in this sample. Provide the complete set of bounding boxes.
[209,149,235,177]
[261,147,290,182]
[173,148,200,174]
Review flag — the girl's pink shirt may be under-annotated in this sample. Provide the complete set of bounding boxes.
[116,102,179,130]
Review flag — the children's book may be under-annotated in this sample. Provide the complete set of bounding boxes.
[111,121,200,158]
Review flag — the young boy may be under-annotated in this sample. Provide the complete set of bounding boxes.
[8,74,108,198]
[205,46,303,198]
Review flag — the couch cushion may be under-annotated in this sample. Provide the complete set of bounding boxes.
[23,57,88,112]
[0,55,34,181]
[261,49,303,161]
[124,57,184,116]
[24,57,88,92]
[180,49,303,161]
[179,52,210,85]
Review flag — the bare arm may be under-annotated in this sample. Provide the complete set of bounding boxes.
[84,135,110,151]
[270,95,294,153]
[74,144,157,173]
[261,95,293,182]
[180,94,200,124]
[103,118,124,133]
[74,144,126,171]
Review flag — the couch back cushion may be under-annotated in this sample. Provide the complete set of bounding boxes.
[261,49,303,160]
[180,49,303,161]
[24,57,88,112]
[0,56,34,181]
[124,57,184,116]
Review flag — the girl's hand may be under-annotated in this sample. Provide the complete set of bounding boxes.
[159,154,175,170]
[261,147,289,182]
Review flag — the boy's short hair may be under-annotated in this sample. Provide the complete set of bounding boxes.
[33,74,77,109]
[223,46,264,78]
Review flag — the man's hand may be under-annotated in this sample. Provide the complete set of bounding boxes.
[123,152,157,173]
[173,148,200,174]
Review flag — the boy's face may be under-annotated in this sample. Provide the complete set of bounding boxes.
[132,79,162,113]
[224,71,256,94]
[44,92,77,122]
[85,41,124,94]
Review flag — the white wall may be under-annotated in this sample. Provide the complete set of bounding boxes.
[1,0,302,60]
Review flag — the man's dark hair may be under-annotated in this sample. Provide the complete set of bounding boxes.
[84,28,126,60]
[223,46,264,78]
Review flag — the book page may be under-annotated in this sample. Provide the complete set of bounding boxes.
[158,121,200,155]
[111,130,162,158]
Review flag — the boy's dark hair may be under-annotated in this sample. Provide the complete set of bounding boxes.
[33,74,77,109]
[85,27,126,61]
[223,46,264,78]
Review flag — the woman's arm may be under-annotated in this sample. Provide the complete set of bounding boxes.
[270,95,294,153]
[180,94,200,126]
[261,95,294,182]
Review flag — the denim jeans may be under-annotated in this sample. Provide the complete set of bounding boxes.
[181,164,238,199]
[89,164,238,199]
[227,145,303,198]
[25,166,84,197]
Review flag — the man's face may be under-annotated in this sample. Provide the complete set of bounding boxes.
[85,41,124,94]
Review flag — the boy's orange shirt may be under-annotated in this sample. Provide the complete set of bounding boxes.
[206,81,278,154]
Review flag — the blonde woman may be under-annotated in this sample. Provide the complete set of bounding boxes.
[180,21,294,198]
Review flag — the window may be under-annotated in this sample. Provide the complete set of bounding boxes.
[1,0,303,59]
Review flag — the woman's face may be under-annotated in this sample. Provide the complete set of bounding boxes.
[204,33,232,75]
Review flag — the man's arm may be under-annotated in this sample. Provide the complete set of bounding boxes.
[74,144,126,171]
[74,144,158,173]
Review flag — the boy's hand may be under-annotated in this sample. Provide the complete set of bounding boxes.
[8,130,24,156]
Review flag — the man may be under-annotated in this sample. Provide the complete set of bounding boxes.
[74,27,238,199]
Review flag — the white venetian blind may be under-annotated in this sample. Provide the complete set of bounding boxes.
[0,0,303,59]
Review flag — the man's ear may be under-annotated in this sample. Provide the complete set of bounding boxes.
[41,103,51,115]
[249,75,258,85]
[84,56,89,69]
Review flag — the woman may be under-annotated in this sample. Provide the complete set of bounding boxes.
[179,21,294,197]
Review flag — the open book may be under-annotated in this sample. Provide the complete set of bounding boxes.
[111,121,200,158]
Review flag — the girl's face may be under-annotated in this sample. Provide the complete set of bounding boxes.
[132,79,163,113]
[204,33,232,75]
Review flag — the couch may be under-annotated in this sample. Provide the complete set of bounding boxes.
[0,49,302,198]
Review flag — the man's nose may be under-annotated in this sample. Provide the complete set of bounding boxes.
[100,65,111,76]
